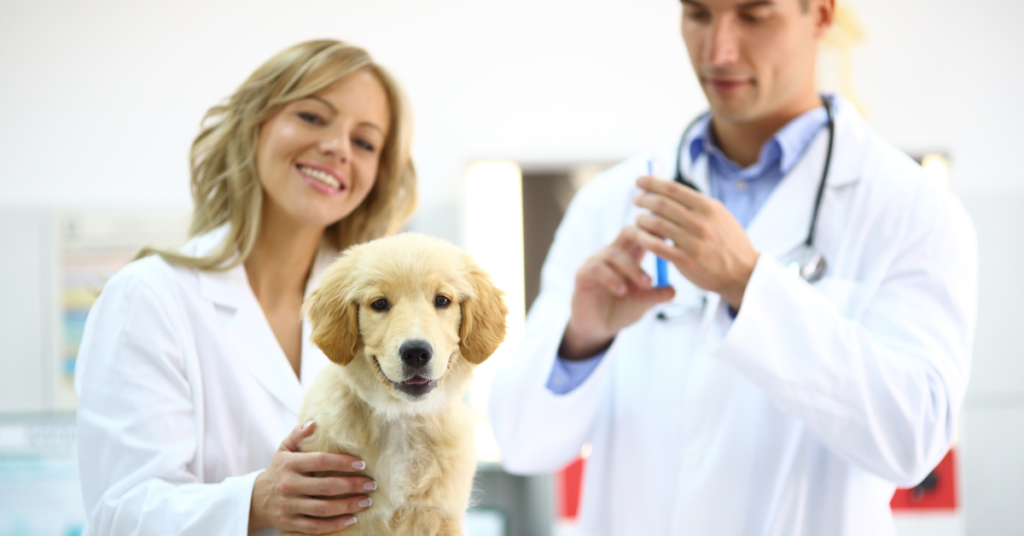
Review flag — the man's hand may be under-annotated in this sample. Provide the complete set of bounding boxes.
[561,227,676,360]
[632,175,759,310]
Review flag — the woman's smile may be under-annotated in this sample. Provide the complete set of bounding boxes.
[296,162,347,194]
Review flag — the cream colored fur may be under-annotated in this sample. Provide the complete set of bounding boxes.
[286,233,507,536]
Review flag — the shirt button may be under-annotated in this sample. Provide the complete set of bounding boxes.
[735,180,748,192]
[685,448,702,466]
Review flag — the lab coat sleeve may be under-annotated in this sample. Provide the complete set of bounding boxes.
[75,270,257,536]
[488,174,624,475]
[711,191,978,487]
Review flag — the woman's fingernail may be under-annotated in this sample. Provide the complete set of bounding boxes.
[302,420,315,430]
[364,481,377,491]
[352,461,366,470]
[358,497,372,508]
[345,517,358,526]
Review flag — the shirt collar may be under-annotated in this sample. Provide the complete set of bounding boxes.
[687,101,831,177]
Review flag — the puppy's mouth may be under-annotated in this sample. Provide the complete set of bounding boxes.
[373,357,438,398]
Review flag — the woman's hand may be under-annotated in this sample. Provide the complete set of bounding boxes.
[249,421,376,534]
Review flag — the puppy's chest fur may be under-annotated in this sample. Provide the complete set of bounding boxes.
[290,365,476,536]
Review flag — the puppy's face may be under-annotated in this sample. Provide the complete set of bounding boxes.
[357,274,462,400]
[305,233,507,413]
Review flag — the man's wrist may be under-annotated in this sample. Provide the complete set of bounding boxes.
[722,253,759,310]
[559,324,614,360]
[721,287,746,311]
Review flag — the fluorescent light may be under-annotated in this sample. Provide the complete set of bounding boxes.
[921,154,949,191]
[464,161,526,463]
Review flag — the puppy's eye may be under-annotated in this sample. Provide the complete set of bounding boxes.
[370,298,391,312]
[434,295,451,308]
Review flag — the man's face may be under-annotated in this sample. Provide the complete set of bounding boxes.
[681,0,828,124]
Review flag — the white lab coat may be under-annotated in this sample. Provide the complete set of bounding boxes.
[74,225,335,536]
[488,98,978,536]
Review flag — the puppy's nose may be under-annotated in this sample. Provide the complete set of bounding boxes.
[399,340,433,368]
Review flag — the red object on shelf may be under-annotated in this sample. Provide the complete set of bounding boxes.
[890,448,958,511]
[556,456,586,519]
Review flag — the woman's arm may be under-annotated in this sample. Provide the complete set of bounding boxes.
[76,272,258,535]
[76,269,373,535]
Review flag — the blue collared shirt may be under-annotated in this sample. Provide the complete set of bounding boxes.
[546,101,832,395]
[694,106,830,228]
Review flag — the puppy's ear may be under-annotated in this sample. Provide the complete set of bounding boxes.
[459,264,508,364]
[304,278,360,366]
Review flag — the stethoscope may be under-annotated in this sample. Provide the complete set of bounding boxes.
[655,95,835,321]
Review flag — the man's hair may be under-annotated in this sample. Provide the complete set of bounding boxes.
[800,0,810,12]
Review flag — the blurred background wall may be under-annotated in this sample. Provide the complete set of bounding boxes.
[1,0,1022,534]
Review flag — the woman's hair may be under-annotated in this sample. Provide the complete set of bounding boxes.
[139,39,417,269]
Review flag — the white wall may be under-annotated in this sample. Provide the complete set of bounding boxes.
[0,0,697,243]
[0,211,55,412]
[2,0,1023,533]
[2,0,1021,231]
[957,193,1024,536]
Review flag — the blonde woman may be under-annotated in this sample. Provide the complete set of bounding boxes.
[74,40,417,535]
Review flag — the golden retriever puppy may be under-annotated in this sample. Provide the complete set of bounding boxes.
[287,233,507,536]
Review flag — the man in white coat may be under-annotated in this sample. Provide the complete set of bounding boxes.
[488,0,977,534]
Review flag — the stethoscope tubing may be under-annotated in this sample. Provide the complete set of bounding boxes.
[653,95,836,320]
[672,94,835,247]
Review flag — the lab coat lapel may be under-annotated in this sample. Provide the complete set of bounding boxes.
[744,99,863,260]
[678,132,817,262]
[200,265,305,415]
[744,130,828,260]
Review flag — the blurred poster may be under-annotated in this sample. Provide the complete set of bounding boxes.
[56,212,189,410]
[0,414,83,536]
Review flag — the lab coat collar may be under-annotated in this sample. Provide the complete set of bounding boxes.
[189,225,339,415]
[676,96,866,259]
[190,224,339,307]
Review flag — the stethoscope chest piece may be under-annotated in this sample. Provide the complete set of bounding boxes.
[782,245,827,283]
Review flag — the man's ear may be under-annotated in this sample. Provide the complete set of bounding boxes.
[459,263,508,365]
[304,269,360,366]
